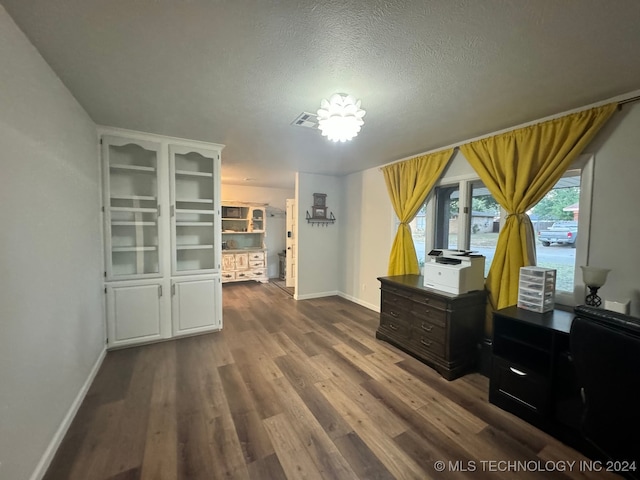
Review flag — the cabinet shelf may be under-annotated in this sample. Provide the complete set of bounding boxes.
[112,221,157,226]
[111,195,157,201]
[176,208,215,215]
[110,206,158,213]
[222,231,260,234]
[175,169,213,178]
[176,198,213,204]
[495,333,552,355]
[110,164,156,173]
[112,246,158,252]
[176,222,214,227]
[176,244,214,250]
[222,218,248,221]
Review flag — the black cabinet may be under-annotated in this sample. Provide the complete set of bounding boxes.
[377,275,485,380]
[490,306,581,433]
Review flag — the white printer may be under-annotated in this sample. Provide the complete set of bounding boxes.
[423,249,485,295]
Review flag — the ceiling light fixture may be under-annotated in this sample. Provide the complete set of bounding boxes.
[317,93,366,142]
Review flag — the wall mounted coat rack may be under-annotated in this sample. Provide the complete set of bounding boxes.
[306,192,336,226]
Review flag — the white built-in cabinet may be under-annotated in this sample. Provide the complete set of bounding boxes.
[101,128,224,348]
[221,204,268,283]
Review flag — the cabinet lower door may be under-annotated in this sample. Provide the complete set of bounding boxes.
[106,283,163,348]
[172,277,221,336]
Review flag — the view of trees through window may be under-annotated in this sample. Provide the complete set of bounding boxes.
[532,172,581,292]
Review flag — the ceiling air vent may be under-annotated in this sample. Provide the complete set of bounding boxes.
[291,112,319,129]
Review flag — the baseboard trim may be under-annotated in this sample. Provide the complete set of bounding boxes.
[337,292,379,313]
[294,290,339,300]
[30,347,107,480]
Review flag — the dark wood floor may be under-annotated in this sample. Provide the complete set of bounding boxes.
[44,281,616,480]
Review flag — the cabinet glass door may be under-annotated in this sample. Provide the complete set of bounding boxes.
[103,136,162,279]
[250,207,265,232]
[170,145,220,274]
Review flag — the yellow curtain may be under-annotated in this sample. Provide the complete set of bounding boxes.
[382,149,453,275]
[460,103,616,333]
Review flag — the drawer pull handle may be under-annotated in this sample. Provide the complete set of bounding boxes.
[388,323,398,331]
[421,322,433,332]
[509,367,527,376]
[420,339,432,347]
[389,310,399,318]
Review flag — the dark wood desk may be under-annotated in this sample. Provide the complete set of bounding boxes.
[377,275,485,380]
[490,306,582,441]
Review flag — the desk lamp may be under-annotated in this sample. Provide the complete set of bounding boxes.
[580,266,611,307]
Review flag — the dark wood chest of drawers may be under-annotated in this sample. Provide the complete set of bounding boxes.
[377,275,486,380]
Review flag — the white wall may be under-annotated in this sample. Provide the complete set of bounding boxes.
[296,173,343,299]
[221,183,294,278]
[340,168,395,311]
[0,8,104,480]
[581,102,640,316]
[340,99,640,317]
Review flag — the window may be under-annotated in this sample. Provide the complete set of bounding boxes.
[403,155,592,307]
[531,155,594,306]
[427,179,501,277]
[434,185,459,250]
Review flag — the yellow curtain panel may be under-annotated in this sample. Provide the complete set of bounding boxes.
[382,149,453,275]
[460,103,616,333]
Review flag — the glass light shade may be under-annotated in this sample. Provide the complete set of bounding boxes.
[580,266,611,287]
[317,93,366,142]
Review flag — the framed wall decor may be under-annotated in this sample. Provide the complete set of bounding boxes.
[312,206,327,219]
[313,193,327,207]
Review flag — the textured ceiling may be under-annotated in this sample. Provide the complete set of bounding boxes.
[3,0,640,188]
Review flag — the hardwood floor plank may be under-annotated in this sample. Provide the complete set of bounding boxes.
[176,349,216,480]
[231,410,276,463]
[234,356,283,419]
[217,363,275,463]
[393,430,482,480]
[207,414,251,480]
[103,345,156,478]
[315,379,426,480]
[247,454,288,480]
[314,376,407,438]
[333,431,396,480]
[105,467,141,480]
[267,378,360,479]
[272,376,353,441]
[360,378,476,463]
[334,321,405,362]
[308,349,374,387]
[332,343,428,410]
[218,363,258,416]
[140,343,177,480]
[273,345,328,388]
[262,413,325,480]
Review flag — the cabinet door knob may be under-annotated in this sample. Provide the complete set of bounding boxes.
[421,322,433,332]
[509,367,527,376]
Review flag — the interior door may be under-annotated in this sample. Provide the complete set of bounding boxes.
[285,198,296,288]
